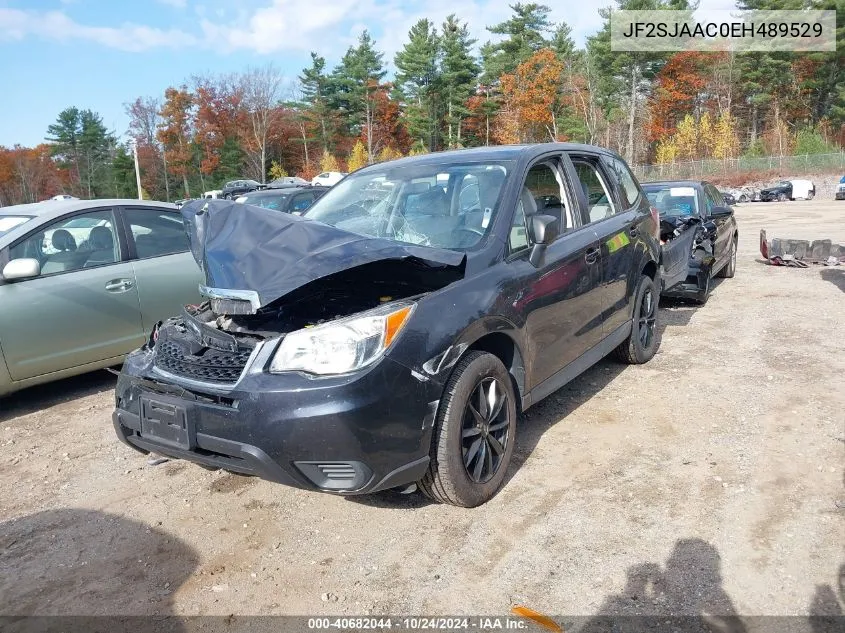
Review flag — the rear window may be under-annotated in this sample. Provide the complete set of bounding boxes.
[0,216,32,238]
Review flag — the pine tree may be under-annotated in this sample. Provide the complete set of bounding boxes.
[331,31,386,163]
[441,15,480,148]
[299,53,336,152]
[480,3,553,83]
[395,19,441,150]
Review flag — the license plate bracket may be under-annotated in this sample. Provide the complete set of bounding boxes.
[140,395,193,450]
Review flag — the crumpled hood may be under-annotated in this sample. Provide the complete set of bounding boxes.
[180,199,466,311]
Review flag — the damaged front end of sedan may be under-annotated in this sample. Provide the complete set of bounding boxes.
[113,199,466,494]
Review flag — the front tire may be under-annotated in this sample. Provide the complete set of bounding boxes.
[613,274,659,364]
[778,193,787,202]
[419,351,517,507]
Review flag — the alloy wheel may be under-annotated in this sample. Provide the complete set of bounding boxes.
[638,287,657,349]
[461,377,511,484]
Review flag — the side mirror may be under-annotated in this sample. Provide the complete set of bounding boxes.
[528,214,559,268]
[529,214,559,245]
[2,258,41,281]
[709,206,734,219]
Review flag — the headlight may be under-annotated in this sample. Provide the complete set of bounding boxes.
[269,302,414,376]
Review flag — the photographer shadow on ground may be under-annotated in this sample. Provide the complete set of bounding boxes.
[581,538,747,633]
[0,508,199,632]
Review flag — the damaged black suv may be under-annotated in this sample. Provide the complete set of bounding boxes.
[113,144,662,507]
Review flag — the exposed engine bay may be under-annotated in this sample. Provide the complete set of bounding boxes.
[180,258,461,341]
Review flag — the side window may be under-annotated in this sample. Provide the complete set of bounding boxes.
[707,185,724,213]
[291,192,315,212]
[571,159,617,223]
[9,209,118,276]
[509,198,530,254]
[521,161,572,231]
[605,157,642,208]
[702,185,718,215]
[124,208,189,259]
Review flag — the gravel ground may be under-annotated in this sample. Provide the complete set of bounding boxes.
[0,199,843,624]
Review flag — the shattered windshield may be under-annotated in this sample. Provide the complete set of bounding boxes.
[0,216,32,238]
[304,162,511,250]
[643,185,700,218]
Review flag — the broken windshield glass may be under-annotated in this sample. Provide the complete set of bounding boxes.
[304,162,511,250]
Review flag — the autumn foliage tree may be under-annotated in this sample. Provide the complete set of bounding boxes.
[497,48,564,143]
[157,87,194,197]
[347,140,369,172]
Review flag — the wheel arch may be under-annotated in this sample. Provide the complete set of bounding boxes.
[466,332,526,413]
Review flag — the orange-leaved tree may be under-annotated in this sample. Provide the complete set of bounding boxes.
[157,87,194,197]
[497,48,564,143]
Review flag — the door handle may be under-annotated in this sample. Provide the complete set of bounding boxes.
[105,278,134,293]
[585,247,600,265]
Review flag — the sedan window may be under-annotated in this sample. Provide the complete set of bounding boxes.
[10,209,119,275]
[124,208,189,259]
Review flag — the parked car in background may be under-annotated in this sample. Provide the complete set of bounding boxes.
[836,180,845,200]
[222,179,262,199]
[720,190,737,206]
[643,180,738,304]
[267,176,310,189]
[0,199,202,396]
[50,194,78,201]
[203,190,223,199]
[234,186,329,214]
[114,143,663,507]
[760,179,815,202]
[723,186,759,203]
[311,171,346,187]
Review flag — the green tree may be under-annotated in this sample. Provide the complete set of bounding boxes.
[331,31,386,162]
[480,3,553,82]
[45,107,83,191]
[299,52,337,152]
[440,15,480,148]
[46,107,116,198]
[394,19,441,150]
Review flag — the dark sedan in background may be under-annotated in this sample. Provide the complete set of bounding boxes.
[644,180,738,304]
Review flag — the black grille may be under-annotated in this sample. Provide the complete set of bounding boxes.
[154,339,254,384]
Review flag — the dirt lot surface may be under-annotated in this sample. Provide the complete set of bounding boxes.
[1,199,843,624]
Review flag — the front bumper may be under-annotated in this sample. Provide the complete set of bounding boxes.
[113,347,443,495]
[835,191,845,200]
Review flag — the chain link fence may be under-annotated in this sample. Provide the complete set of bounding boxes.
[631,152,845,182]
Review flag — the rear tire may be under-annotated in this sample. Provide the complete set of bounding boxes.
[613,274,659,365]
[419,351,517,507]
[807,191,815,200]
[739,194,748,203]
[716,236,737,279]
